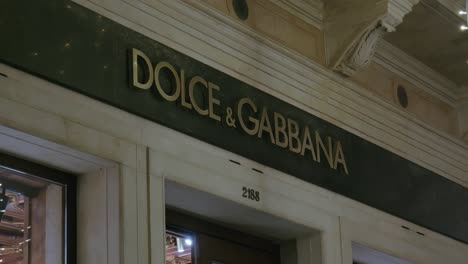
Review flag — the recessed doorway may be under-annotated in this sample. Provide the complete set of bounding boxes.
[164,180,322,264]
[165,209,280,264]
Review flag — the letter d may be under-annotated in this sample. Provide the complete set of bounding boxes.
[132,48,153,89]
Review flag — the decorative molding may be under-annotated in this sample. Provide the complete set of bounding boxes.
[422,0,466,25]
[375,40,462,105]
[431,0,465,17]
[337,25,386,76]
[73,0,468,186]
[269,0,323,29]
[335,0,419,76]
[384,0,421,32]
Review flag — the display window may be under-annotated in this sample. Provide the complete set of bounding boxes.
[165,230,193,264]
[0,153,75,264]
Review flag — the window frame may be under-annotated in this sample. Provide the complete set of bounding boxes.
[0,152,76,264]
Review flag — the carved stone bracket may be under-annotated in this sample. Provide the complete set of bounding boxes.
[326,0,420,76]
[336,24,386,76]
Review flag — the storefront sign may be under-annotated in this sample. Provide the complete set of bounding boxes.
[1,0,468,245]
[131,49,349,175]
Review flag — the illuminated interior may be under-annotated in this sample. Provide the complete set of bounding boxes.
[0,190,29,263]
[165,231,193,264]
[0,167,64,264]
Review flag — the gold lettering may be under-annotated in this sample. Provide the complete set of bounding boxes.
[334,141,349,175]
[238,98,259,135]
[189,76,209,116]
[208,82,221,122]
[180,69,192,109]
[154,61,181,101]
[130,50,349,176]
[315,131,334,169]
[132,48,153,90]
[258,108,275,144]
[274,112,288,148]
[300,126,317,161]
[288,119,301,153]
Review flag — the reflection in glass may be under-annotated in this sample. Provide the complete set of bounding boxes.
[165,231,193,264]
[0,167,64,264]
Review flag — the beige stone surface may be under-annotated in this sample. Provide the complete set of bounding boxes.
[352,62,459,136]
[200,0,230,13]
[200,0,325,63]
[324,0,386,68]
[458,100,468,143]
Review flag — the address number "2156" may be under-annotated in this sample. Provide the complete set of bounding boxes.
[242,187,260,202]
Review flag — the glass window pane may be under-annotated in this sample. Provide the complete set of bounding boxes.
[0,167,64,264]
[165,231,193,264]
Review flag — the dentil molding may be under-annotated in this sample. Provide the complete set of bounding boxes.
[384,0,420,32]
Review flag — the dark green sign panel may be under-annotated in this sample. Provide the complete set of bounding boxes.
[1,0,467,244]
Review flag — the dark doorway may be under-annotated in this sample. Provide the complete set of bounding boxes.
[165,209,280,264]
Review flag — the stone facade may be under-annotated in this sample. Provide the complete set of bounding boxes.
[1,0,468,264]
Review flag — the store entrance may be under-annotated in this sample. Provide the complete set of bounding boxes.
[165,210,280,264]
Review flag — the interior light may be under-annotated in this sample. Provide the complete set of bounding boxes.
[176,237,184,252]
[184,238,193,246]
[461,25,468,31]
[459,10,467,15]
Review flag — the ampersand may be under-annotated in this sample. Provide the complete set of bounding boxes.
[225,107,236,128]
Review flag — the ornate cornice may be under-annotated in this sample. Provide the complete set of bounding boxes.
[384,0,420,31]
[336,24,386,76]
[334,0,420,76]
